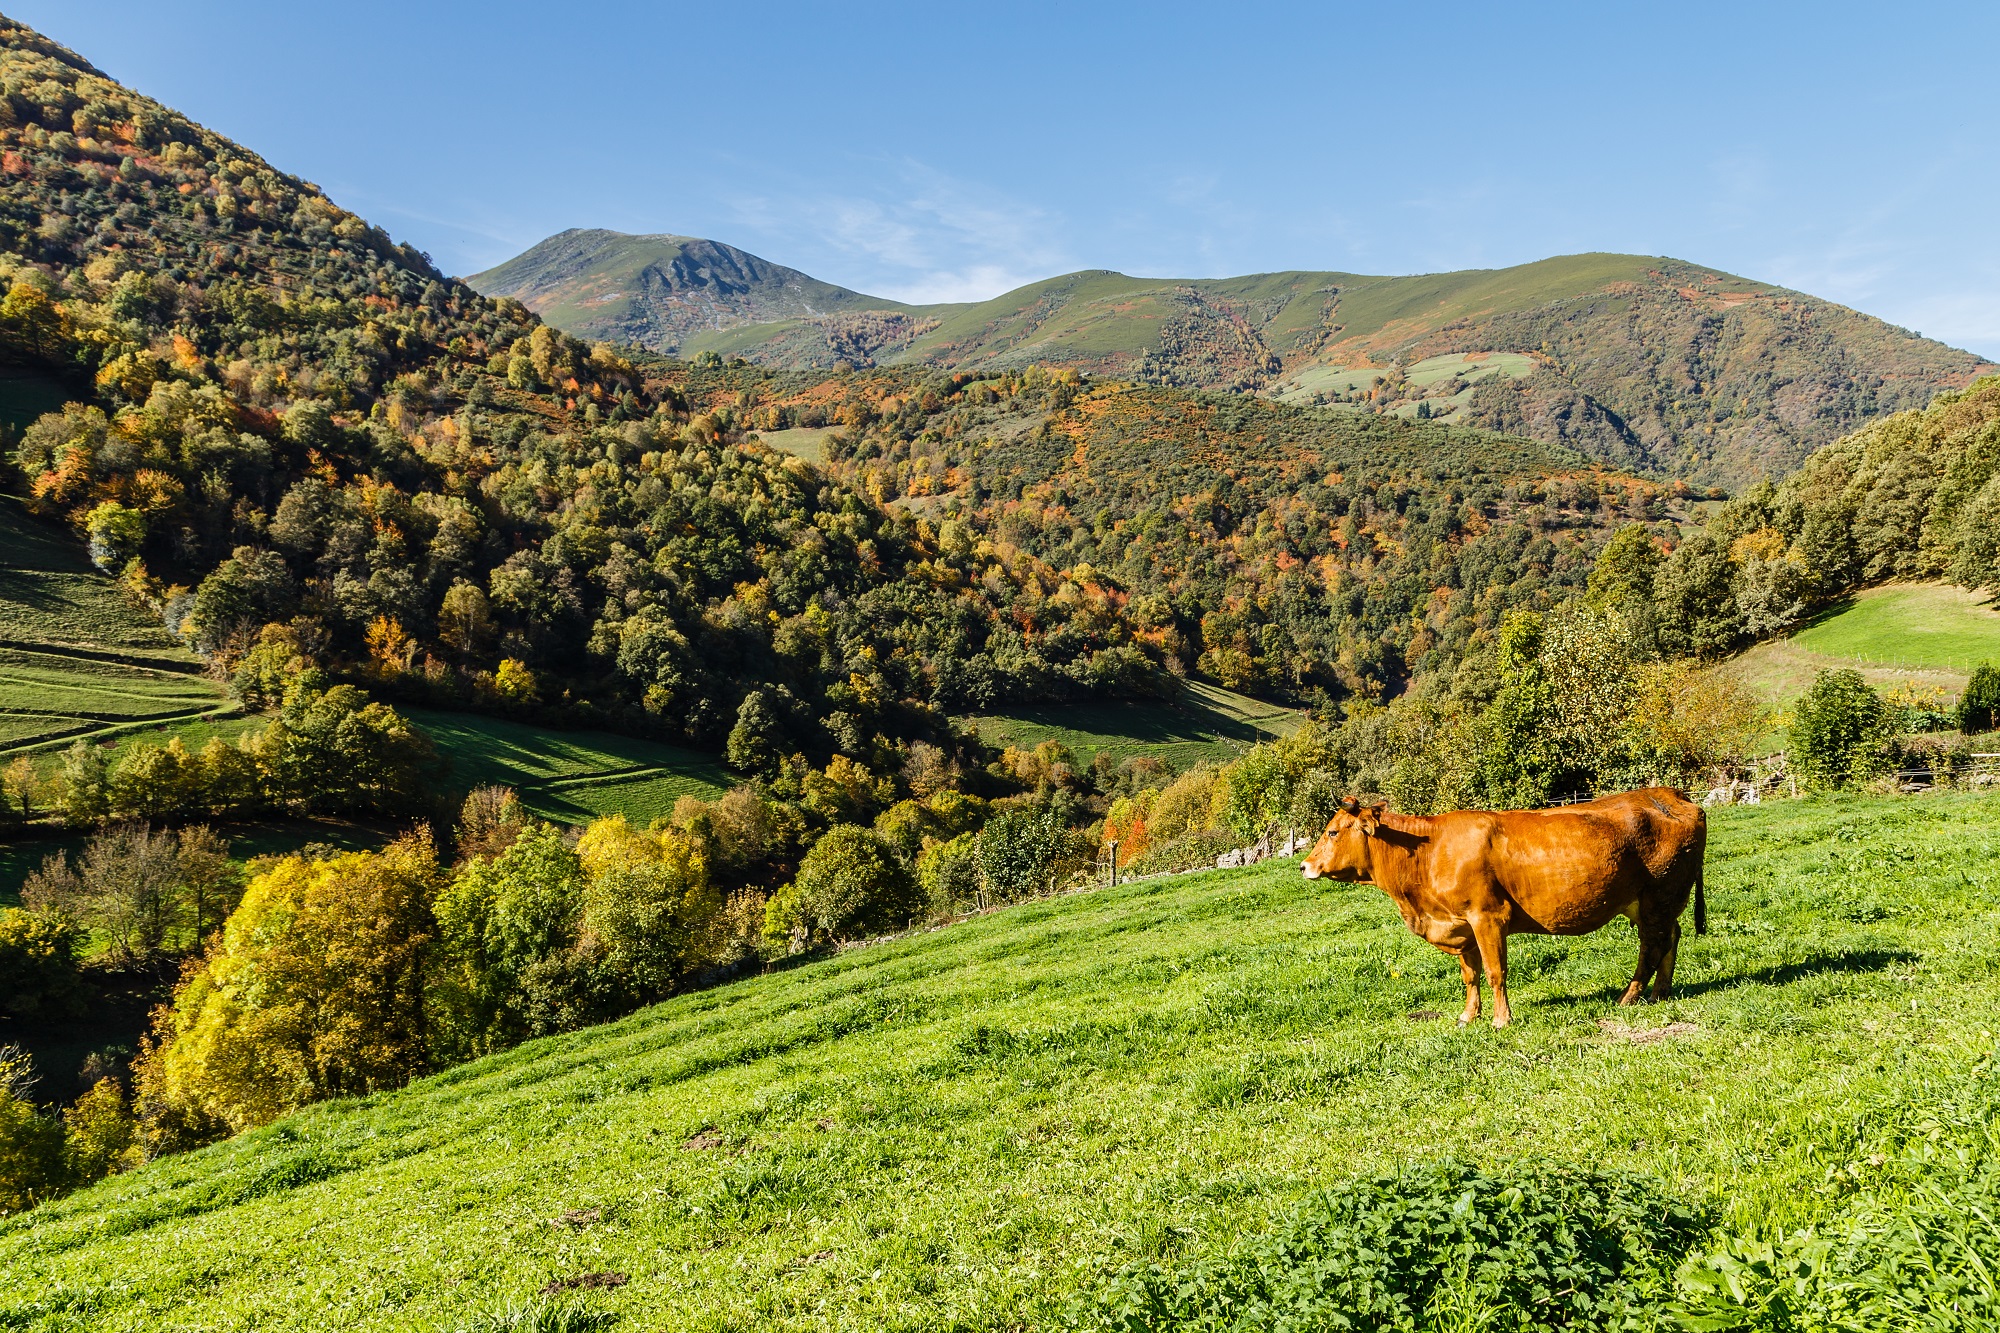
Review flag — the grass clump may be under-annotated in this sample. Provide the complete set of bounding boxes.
[449,1295,617,1333]
[1076,1160,1708,1332]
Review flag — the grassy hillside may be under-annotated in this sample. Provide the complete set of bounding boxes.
[5,791,1994,1329]
[405,708,731,825]
[1727,583,2000,709]
[499,232,1996,485]
[963,680,1301,769]
[465,229,933,353]
[0,498,235,757]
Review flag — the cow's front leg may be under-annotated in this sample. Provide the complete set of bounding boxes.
[1469,916,1511,1028]
[1455,948,1481,1026]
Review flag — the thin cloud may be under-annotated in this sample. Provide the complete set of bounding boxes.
[721,160,1072,305]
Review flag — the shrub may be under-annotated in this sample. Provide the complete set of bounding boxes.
[1791,668,1891,789]
[916,831,980,910]
[1961,661,2000,734]
[975,804,1090,902]
[1147,767,1221,844]
[1073,1160,1707,1332]
[62,1077,140,1181]
[764,825,921,951]
[1219,744,1285,841]
[0,908,88,1024]
[0,1047,68,1215]
[1628,659,1769,785]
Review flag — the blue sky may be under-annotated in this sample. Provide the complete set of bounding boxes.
[22,1,2000,357]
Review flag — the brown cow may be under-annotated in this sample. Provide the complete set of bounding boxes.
[1300,788,1706,1027]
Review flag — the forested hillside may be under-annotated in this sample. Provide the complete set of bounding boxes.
[0,12,1683,779]
[492,233,1994,487]
[0,18,1152,777]
[650,356,1694,703]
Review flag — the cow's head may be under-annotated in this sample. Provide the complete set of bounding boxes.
[1300,797,1383,881]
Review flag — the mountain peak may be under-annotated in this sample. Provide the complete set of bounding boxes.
[466,229,915,352]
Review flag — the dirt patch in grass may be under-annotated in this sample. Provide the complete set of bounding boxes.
[1599,1019,1700,1044]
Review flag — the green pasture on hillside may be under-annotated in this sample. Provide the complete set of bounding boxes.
[0,369,70,433]
[752,426,836,463]
[1727,582,2000,711]
[0,498,236,761]
[9,791,1992,1330]
[1267,350,1534,414]
[1790,582,2000,672]
[962,679,1301,770]
[405,708,732,825]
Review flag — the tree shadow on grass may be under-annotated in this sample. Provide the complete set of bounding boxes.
[1540,946,1920,1010]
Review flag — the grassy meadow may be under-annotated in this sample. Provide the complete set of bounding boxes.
[5,790,1996,1330]
[0,498,236,763]
[1727,582,2000,712]
[962,679,1301,769]
[404,708,732,826]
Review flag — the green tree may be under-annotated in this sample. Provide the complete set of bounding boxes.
[83,500,146,574]
[916,831,980,910]
[580,826,716,1000]
[432,823,586,1050]
[1958,662,2000,734]
[252,674,437,815]
[1474,610,1561,808]
[764,825,921,950]
[726,690,785,774]
[1587,525,1663,609]
[24,824,186,963]
[58,740,111,825]
[1791,669,1890,789]
[1653,532,1742,658]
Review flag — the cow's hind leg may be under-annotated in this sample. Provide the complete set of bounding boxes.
[1652,919,1684,1002]
[1620,921,1668,1006]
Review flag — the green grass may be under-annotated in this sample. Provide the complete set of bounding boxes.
[1789,583,2000,673]
[961,680,1301,769]
[752,426,837,463]
[1726,582,2000,715]
[406,708,732,822]
[10,791,1985,1330]
[0,369,72,434]
[0,498,233,761]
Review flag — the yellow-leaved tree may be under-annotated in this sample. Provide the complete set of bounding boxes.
[134,834,441,1148]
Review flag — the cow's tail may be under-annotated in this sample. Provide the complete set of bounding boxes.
[1693,867,1707,936]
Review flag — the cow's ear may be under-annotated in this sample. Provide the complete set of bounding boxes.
[1358,804,1381,833]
